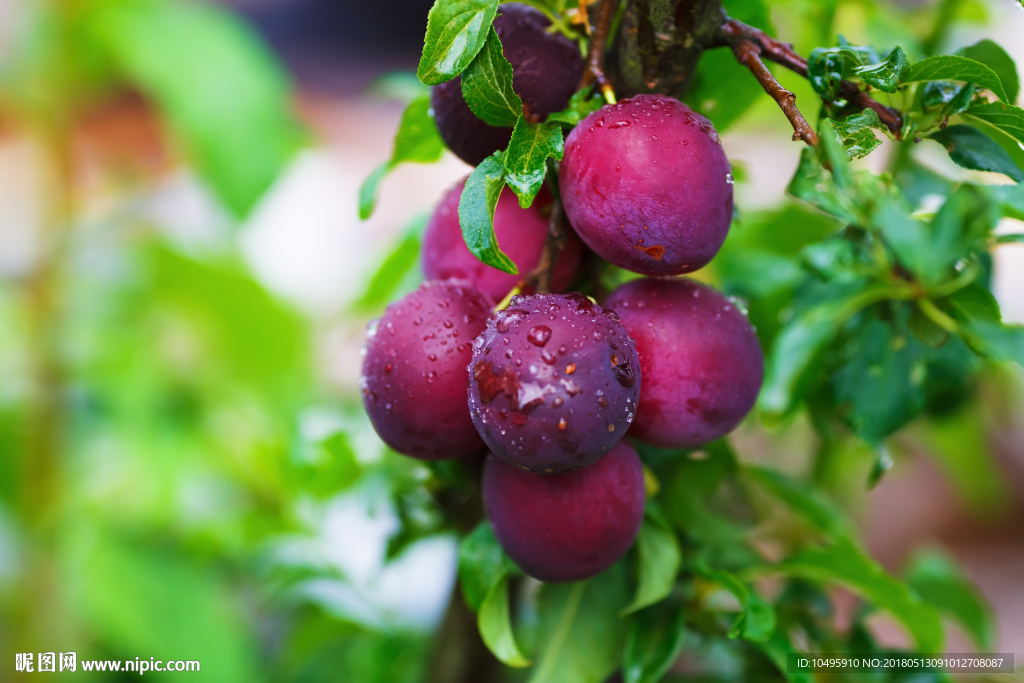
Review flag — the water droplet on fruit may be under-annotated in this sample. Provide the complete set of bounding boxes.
[611,354,636,388]
[558,345,568,355]
[426,371,436,383]
[565,363,576,375]
[384,364,392,373]
[366,320,380,338]
[726,173,735,185]
[542,350,557,365]
[428,354,437,362]
[607,424,615,432]
[413,317,422,326]
[553,397,564,408]
[443,319,453,329]
[610,120,631,128]
[527,325,552,347]
[598,396,608,408]
[558,418,568,431]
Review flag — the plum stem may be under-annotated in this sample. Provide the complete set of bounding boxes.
[716,18,904,139]
[579,0,617,101]
[730,39,818,146]
[528,195,568,295]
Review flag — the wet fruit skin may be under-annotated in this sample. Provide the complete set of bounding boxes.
[468,292,641,474]
[430,3,585,166]
[423,181,584,303]
[604,278,763,448]
[482,441,645,583]
[559,94,734,276]
[360,280,491,460]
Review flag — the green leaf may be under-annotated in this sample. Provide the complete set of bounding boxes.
[996,234,1024,244]
[965,101,1024,145]
[458,152,518,274]
[621,516,682,616]
[417,0,499,85]
[853,46,910,93]
[807,46,868,101]
[929,124,1024,182]
[622,603,686,683]
[744,466,857,544]
[479,574,531,667]
[922,81,978,120]
[958,39,1019,104]
[547,88,604,127]
[701,570,777,642]
[356,215,426,313]
[458,521,509,611]
[293,432,362,497]
[88,0,304,216]
[959,319,1024,366]
[759,283,910,418]
[753,631,815,683]
[904,549,995,651]
[461,26,522,127]
[358,97,445,219]
[826,110,884,160]
[787,147,859,223]
[359,96,446,219]
[903,55,1008,102]
[503,117,564,208]
[529,565,631,683]
[833,317,928,446]
[771,541,945,652]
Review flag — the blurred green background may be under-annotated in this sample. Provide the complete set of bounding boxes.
[0,0,1022,681]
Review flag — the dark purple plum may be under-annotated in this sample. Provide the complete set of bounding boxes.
[483,441,645,583]
[360,280,491,460]
[423,181,584,303]
[559,94,734,276]
[431,3,584,166]
[468,292,640,473]
[604,278,763,448]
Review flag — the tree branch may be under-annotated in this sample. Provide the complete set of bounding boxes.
[731,39,818,145]
[717,18,904,137]
[579,0,618,102]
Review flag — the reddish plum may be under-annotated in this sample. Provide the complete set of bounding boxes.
[360,280,491,460]
[423,181,583,302]
[431,4,584,166]
[468,292,640,473]
[559,94,734,276]
[483,442,645,582]
[604,278,763,448]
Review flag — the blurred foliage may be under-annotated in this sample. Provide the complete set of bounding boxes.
[0,0,1022,682]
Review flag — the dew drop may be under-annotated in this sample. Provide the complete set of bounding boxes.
[527,325,553,347]
[565,363,576,375]
[558,418,568,431]
[428,354,437,362]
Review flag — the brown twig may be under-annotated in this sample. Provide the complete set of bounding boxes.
[527,197,567,295]
[578,0,617,102]
[731,40,818,145]
[717,18,904,137]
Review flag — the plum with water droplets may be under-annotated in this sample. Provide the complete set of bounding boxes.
[604,278,763,448]
[468,292,640,473]
[423,181,583,303]
[360,279,491,460]
[559,94,734,276]
[483,441,645,582]
[430,3,585,166]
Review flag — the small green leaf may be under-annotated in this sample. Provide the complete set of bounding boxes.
[622,603,686,683]
[479,575,531,667]
[417,0,500,85]
[996,234,1024,244]
[701,570,777,642]
[458,521,509,611]
[959,319,1024,366]
[958,39,1019,104]
[458,152,518,274]
[529,565,631,683]
[867,447,894,489]
[461,26,522,127]
[547,88,605,127]
[904,549,995,651]
[903,55,1008,102]
[503,116,564,208]
[929,125,1024,182]
[744,466,857,544]
[787,147,859,223]
[771,541,945,652]
[359,96,445,219]
[921,81,978,119]
[621,516,682,616]
[853,46,910,93]
[965,101,1024,146]
[807,46,868,101]
[826,110,885,160]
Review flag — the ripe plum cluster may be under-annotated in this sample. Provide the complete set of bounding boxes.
[361,26,763,583]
